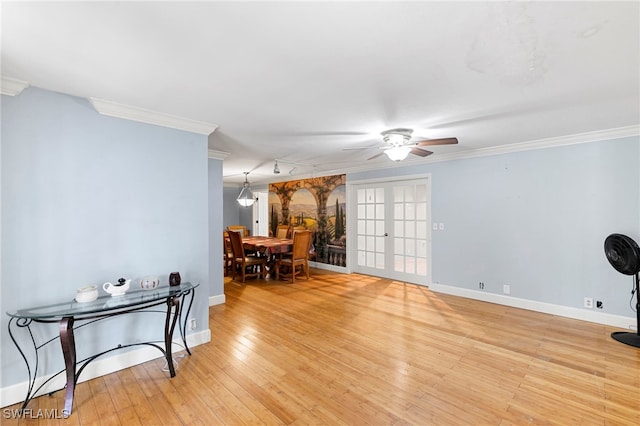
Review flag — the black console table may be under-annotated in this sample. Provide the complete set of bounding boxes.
[6,281,198,417]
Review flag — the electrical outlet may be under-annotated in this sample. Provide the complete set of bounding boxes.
[583,297,593,309]
[189,318,197,330]
[503,284,510,295]
[478,282,485,290]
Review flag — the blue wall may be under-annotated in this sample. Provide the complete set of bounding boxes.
[1,87,211,387]
[208,159,224,297]
[223,186,253,233]
[349,137,640,316]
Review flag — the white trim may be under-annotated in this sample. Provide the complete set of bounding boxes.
[309,261,347,274]
[253,126,640,186]
[347,172,432,185]
[89,98,218,135]
[423,125,640,164]
[1,76,30,96]
[0,330,211,409]
[208,149,230,160]
[336,125,640,178]
[429,282,637,330]
[209,293,226,306]
[348,178,432,285]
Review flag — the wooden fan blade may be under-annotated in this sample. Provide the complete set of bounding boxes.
[414,137,458,146]
[368,152,385,160]
[410,148,433,157]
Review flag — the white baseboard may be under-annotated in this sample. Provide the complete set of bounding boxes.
[209,293,225,306]
[0,329,211,409]
[429,283,636,330]
[309,261,347,274]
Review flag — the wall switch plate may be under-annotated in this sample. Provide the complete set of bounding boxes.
[438,223,445,230]
[433,223,438,230]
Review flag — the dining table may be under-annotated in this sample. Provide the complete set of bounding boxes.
[242,236,293,276]
[242,236,293,256]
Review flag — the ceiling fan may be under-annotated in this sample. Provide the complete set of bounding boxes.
[344,128,458,161]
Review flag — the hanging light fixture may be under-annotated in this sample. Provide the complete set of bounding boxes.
[236,172,255,207]
[273,160,280,174]
[384,146,412,161]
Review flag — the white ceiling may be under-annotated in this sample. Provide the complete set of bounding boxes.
[2,1,639,184]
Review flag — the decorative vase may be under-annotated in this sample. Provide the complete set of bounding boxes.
[169,272,181,286]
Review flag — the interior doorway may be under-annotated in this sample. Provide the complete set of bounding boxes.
[350,177,432,286]
[252,191,269,236]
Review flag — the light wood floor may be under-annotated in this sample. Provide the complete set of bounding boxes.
[5,270,640,425]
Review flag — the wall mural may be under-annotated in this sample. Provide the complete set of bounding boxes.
[269,174,346,267]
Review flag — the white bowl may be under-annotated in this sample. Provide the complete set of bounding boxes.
[76,285,98,303]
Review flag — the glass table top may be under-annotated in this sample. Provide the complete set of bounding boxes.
[7,282,198,320]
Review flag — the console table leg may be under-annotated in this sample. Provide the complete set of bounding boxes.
[59,317,76,417]
[164,296,180,377]
[180,290,196,356]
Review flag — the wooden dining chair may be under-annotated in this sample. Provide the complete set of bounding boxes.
[223,232,234,276]
[275,230,312,283]
[227,230,266,283]
[289,225,306,236]
[227,225,249,237]
[276,224,289,239]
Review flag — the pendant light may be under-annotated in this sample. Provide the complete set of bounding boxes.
[237,172,255,207]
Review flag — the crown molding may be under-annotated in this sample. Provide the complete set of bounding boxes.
[331,125,640,177]
[1,76,30,96]
[208,149,230,160]
[425,125,640,164]
[89,97,218,135]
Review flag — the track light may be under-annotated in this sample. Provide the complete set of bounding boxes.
[273,160,280,174]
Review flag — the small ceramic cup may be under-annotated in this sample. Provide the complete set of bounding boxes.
[140,276,160,290]
[76,285,98,303]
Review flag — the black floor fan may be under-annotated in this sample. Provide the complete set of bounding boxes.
[604,233,640,348]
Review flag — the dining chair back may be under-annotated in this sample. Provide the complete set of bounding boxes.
[227,225,249,237]
[290,225,306,235]
[227,230,266,283]
[276,224,289,239]
[275,230,312,283]
[223,232,234,276]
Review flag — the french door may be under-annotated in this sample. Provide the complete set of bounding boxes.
[351,178,431,286]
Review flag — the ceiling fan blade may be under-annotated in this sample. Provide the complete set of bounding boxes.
[343,146,379,151]
[410,148,433,157]
[414,137,458,146]
[367,152,385,160]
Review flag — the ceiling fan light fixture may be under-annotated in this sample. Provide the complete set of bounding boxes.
[237,172,255,207]
[384,146,412,161]
[386,133,407,145]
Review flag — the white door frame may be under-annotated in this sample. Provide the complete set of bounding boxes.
[252,191,269,236]
[347,174,432,286]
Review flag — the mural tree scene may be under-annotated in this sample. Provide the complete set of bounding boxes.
[269,175,346,266]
